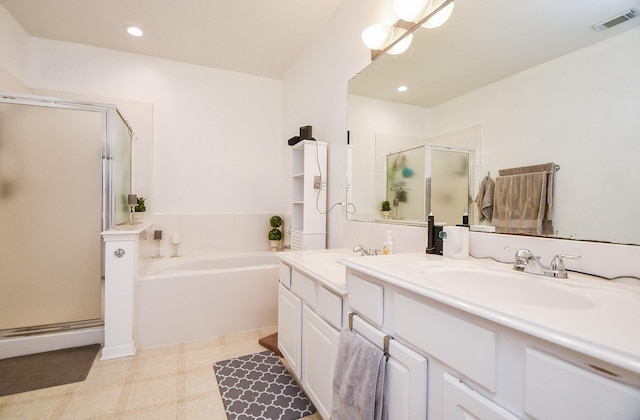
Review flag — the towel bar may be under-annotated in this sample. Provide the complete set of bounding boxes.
[348,312,391,360]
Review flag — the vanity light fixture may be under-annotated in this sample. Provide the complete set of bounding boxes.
[421,0,454,28]
[394,0,433,23]
[125,25,144,37]
[362,0,454,59]
[361,23,394,50]
[387,28,413,55]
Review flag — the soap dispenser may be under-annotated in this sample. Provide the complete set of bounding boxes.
[426,212,437,254]
[383,230,394,255]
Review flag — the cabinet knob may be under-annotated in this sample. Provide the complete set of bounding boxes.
[114,248,126,258]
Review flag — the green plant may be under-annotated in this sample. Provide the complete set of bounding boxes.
[135,197,146,212]
[270,215,283,228]
[381,200,391,212]
[268,228,283,241]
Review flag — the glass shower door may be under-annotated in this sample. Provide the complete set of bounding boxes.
[0,102,103,332]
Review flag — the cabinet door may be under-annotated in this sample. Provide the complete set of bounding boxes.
[278,283,302,378]
[442,373,519,420]
[525,348,640,419]
[386,339,429,419]
[302,305,340,419]
[351,314,428,419]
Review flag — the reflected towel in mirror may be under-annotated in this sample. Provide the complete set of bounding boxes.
[493,163,555,235]
[474,175,495,222]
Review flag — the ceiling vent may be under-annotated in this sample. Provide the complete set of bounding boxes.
[593,9,638,32]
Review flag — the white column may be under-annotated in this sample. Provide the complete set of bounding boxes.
[100,228,141,359]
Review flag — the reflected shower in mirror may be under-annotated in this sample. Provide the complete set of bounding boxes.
[347,0,640,245]
[379,145,471,227]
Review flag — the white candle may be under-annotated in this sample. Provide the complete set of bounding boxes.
[171,233,180,244]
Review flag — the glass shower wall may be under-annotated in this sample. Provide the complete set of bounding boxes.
[114,112,132,225]
[0,95,129,334]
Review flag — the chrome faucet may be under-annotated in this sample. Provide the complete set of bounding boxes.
[353,244,378,256]
[508,247,581,279]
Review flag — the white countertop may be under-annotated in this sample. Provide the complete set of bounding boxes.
[277,248,355,295]
[339,252,640,377]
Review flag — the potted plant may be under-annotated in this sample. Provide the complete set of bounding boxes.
[268,215,283,251]
[134,197,146,222]
[380,200,391,219]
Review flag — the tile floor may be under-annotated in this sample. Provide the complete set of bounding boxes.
[0,326,322,419]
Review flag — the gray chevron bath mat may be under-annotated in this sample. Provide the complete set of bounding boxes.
[213,350,315,419]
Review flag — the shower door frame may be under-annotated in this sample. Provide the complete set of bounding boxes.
[0,93,129,337]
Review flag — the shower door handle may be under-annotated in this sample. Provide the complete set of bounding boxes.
[113,248,126,258]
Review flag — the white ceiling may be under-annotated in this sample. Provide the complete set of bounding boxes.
[0,0,344,79]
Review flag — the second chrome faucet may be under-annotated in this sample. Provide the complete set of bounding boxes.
[509,247,581,279]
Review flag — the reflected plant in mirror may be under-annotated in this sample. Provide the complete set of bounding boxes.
[347,0,640,245]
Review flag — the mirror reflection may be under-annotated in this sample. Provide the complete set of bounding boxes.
[347,0,640,245]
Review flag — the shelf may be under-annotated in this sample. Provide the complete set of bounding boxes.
[290,140,327,250]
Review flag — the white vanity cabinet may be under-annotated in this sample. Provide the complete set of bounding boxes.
[277,262,344,419]
[347,271,430,419]
[344,265,640,419]
[350,312,429,419]
[301,305,340,418]
[278,283,302,377]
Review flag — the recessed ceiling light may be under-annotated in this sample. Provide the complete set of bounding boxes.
[125,26,144,37]
[397,85,408,92]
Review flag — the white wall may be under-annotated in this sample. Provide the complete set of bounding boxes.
[281,0,395,248]
[26,38,283,215]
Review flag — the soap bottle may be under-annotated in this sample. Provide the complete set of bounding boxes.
[383,230,394,255]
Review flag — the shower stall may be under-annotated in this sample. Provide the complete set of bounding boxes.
[0,93,132,358]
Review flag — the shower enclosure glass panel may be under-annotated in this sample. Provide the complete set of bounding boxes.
[115,113,132,225]
[429,148,470,227]
[0,102,103,331]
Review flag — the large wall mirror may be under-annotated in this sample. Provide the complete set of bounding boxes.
[347,0,640,245]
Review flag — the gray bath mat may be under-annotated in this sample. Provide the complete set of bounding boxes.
[0,344,100,396]
[213,350,315,419]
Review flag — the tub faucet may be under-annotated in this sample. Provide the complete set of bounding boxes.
[353,244,378,256]
[508,247,581,278]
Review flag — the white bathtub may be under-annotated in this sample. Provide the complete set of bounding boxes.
[136,252,280,348]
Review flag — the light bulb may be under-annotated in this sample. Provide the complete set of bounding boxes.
[387,28,413,55]
[422,1,454,29]
[361,23,394,50]
[393,0,433,22]
[125,26,144,37]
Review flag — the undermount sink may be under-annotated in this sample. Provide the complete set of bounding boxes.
[418,266,595,310]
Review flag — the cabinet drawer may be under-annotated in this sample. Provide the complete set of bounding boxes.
[394,292,497,392]
[291,269,316,306]
[347,272,384,326]
[443,373,518,420]
[279,263,291,288]
[316,286,342,329]
[525,348,640,419]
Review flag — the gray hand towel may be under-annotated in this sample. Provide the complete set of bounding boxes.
[331,329,387,420]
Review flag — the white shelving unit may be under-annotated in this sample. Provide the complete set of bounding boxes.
[290,140,327,250]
